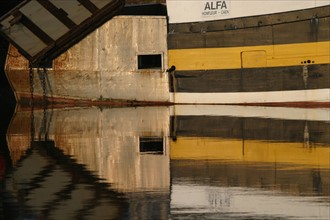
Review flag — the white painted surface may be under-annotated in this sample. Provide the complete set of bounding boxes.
[167,0,330,23]
[170,88,330,104]
[170,105,330,121]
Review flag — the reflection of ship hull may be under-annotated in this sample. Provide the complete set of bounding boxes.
[170,138,330,169]
[170,105,330,144]
[167,107,330,219]
[171,160,330,196]
[170,182,330,220]
[171,142,330,219]
[169,106,330,219]
[5,105,330,219]
[170,105,330,169]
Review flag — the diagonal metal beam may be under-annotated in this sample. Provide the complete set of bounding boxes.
[77,0,99,14]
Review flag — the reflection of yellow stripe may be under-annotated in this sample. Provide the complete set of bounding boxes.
[170,138,330,169]
[168,41,330,70]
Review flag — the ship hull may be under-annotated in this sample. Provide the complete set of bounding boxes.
[168,5,330,106]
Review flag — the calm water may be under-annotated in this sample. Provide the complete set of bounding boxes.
[0,105,329,220]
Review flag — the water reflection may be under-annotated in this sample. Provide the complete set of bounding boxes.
[3,143,127,219]
[2,105,330,219]
[170,105,330,220]
[5,107,170,219]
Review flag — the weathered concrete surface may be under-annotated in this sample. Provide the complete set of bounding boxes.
[5,16,169,106]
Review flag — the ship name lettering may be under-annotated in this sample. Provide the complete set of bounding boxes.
[204,1,228,10]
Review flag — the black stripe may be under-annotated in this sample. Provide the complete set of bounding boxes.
[13,11,54,45]
[171,160,329,194]
[169,64,330,93]
[168,6,330,49]
[273,17,329,44]
[168,25,273,48]
[36,0,76,29]
[77,0,99,14]
[170,116,330,144]
[118,4,167,16]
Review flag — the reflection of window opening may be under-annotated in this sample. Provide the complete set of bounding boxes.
[139,137,164,155]
[29,59,53,69]
[138,54,162,69]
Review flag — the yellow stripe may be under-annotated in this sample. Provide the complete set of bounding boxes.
[170,137,330,169]
[168,41,330,70]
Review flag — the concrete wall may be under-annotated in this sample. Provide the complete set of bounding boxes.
[6,16,170,103]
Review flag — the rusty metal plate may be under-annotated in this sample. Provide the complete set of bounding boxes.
[0,0,124,65]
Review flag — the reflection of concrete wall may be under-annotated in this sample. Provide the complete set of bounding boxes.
[6,110,32,164]
[6,16,169,102]
[54,107,170,192]
[7,107,170,192]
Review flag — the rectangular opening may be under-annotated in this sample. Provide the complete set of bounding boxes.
[138,54,162,69]
[139,137,164,155]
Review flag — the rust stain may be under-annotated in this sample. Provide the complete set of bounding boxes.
[6,45,29,70]
[16,93,172,111]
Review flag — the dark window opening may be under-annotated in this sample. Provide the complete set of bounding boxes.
[29,59,53,69]
[138,54,162,69]
[139,137,164,155]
